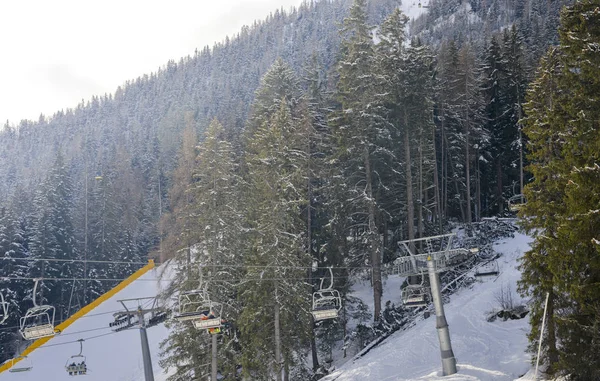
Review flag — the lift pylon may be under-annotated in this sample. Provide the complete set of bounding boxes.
[393,234,479,376]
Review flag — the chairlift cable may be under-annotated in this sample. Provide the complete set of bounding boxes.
[0,275,354,283]
[0,256,405,270]
[0,257,150,266]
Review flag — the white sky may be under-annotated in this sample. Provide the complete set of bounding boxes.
[0,0,303,125]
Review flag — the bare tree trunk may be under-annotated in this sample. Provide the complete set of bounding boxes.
[546,291,558,370]
[274,287,282,381]
[465,111,472,224]
[364,146,381,321]
[306,114,320,372]
[404,113,420,285]
[418,134,425,239]
[404,112,415,245]
[476,147,481,221]
[441,104,448,218]
[496,160,504,214]
[432,114,443,229]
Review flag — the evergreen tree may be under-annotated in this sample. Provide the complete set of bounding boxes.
[519,1,600,377]
[161,118,243,381]
[452,43,487,222]
[333,0,384,321]
[518,47,563,375]
[0,204,29,362]
[239,60,311,380]
[28,151,77,322]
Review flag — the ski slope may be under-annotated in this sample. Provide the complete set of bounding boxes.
[324,232,535,381]
[401,0,429,21]
[0,264,172,381]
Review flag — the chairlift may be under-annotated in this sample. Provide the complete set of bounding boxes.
[174,268,224,331]
[401,276,431,308]
[19,278,57,340]
[0,292,8,325]
[7,356,33,373]
[475,260,499,277]
[508,194,526,212]
[311,267,342,321]
[65,339,87,376]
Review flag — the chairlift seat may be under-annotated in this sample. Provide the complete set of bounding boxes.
[311,287,342,322]
[312,309,339,321]
[475,261,499,277]
[9,365,33,373]
[20,303,57,340]
[66,363,87,376]
[21,323,56,340]
[508,195,526,212]
[402,285,430,308]
[7,356,33,373]
[192,317,222,329]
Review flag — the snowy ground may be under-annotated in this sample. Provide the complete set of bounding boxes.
[324,232,534,381]
[0,264,173,381]
[400,0,429,21]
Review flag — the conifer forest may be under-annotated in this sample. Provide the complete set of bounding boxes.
[0,0,599,380]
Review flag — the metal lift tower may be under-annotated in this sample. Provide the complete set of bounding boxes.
[393,233,478,376]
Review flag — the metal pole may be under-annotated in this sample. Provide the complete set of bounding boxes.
[139,307,155,381]
[535,292,550,380]
[427,257,457,376]
[211,333,217,380]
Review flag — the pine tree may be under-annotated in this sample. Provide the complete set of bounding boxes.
[518,47,564,375]
[0,204,28,362]
[519,1,600,377]
[452,43,487,223]
[28,151,77,322]
[239,60,311,380]
[161,117,244,380]
[333,0,385,321]
[550,2,600,376]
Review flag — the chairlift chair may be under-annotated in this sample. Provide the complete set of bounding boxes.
[7,356,33,373]
[401,275,431,308]
[311,268,342,321]
[19,279,57,340]
[508,194,526,212]
[401,284,431,308]
[65,339,88,376]
[174,290,223,330]
[475,260,499,277]
[0,292,8,325]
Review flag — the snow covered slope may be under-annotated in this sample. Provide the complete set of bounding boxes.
[401,0,429,21]
[0,264,171,381]
[324,232,534,381]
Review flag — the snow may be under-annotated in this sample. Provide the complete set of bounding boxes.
[400,0,429,23]
[348,275,405,327]
[0,264,173,381]
[323,232,534,381]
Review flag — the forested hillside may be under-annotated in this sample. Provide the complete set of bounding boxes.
[2,0,594,379]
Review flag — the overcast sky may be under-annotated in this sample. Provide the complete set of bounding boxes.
[0,0,303,125]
